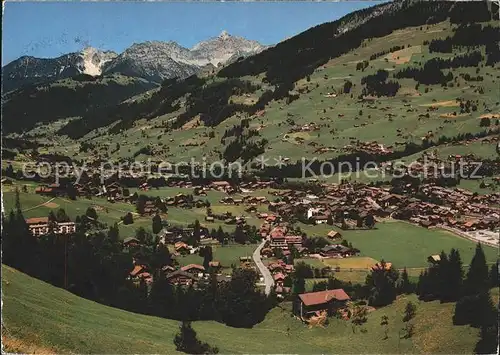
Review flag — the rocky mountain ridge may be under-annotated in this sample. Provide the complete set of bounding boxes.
[2,31,267,92]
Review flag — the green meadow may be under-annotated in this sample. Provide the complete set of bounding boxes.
[3,264,494,354]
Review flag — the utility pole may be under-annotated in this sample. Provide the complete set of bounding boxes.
[64,235,68,289]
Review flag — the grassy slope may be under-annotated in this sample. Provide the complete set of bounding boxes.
[15,20,499,167]
[3,264,493,354]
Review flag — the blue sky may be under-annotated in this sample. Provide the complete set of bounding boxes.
[2,1,378,65]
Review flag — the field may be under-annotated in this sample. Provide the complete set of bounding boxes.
[297,220,499,269]
[4,264,495,354]
[177,244,256,269]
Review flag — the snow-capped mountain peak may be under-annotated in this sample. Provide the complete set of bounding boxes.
[79,47,118,76]
[2,33,266,91]
[219,30,231,40]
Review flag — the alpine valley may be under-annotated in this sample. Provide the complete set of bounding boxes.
[2,1,500,354]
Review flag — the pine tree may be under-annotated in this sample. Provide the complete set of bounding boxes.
[463,243,489,296]
[174,321,218,354]
[488,262,498,288]
[475,322,499,354]
[201,246,213,271]
[454,244,495,327]
[445,248,463,302]
[190,219,201,246]
[403,301,417,322]
[416,270,428,298]
[366,260,399,307]
[56,208,70,222]
[85,207,98,220]
[397,268,413,294]
[108,223,120,244]
[437,250,449,301]
[152,214,162,234]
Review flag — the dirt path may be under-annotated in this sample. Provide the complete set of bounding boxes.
[22,197,56,212]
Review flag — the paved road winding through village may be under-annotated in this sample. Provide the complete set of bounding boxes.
[253,239,274,296]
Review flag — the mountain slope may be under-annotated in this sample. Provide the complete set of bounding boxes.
[3,32,266,92]
[191,30,266,67]
[2,74,157,133]
[5,1,499,168]
[1,264,485,354]
[2,48,118,93]
[104,32,267,83]
[103,42,200,83]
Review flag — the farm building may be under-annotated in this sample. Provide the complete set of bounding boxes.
[298,289,350,318]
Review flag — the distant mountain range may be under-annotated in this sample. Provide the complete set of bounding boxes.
[2,31,268,92]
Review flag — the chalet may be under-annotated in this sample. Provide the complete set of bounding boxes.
[320,244,355,258]
[26,217,50,236]
[245,206,257,213]
[270,233,287,249]
[56,221,76,234]
[220,197,234,204]
[260,247,274,257]
[266,215,278,223]
[239,256,252,263]
[143,200,158,215]
[1,178,13,185]
[240,256,252,268]
[123,237,140,247]
[270,226,286,238]
[273,272,285,286]
[35,185,58,196]
[159,230,176,244]
[25,217,76,236]
[174,242,190,255]
[166,270,199,286]
[462,220,478,231]
[268,262,284,273]
[427,255,441,264]
[208,261,221,271]
[129,265,151,281]
[372,262,393,271]
[106,182,123,198]
[285,235,303,248]
[379,194,404,208]
[162,265,176,273]
[181,264,205,276]
[211,181,231,191]
[419,220,434,228]
[327,230,342,240]
[311,215,329,225]
[298,289,350,318]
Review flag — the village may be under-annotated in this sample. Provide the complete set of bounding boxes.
[4,148,499,325]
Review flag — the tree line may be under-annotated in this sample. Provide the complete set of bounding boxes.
[417,245,498,354]
[2,190,275,330]
[361,70,401,97]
